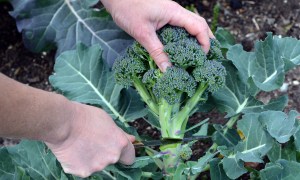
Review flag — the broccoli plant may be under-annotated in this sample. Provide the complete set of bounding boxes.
[112,26,227,172]
[2,0,300,179]
[113,26,225,139]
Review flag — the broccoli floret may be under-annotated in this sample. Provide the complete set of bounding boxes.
[112,57,146,87]
[126,41,149,60]
[113,25,226,140]
[158,25,190,45]
[207,38,224,60]
[193,60,226,92]
[142,69,161,88]
[164,39,207,69]
[153,67,196,104]
[179,144,193,160]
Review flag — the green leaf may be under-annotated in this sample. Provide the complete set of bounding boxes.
[213,62,287,117]
[215,28,235,50]
[293,127,300,151]
[237,33,285,91]
[235,113,273,162]
[227,44,256,84]
[274,36,300,69]
[0,140,63,180]
[173,163,188,180]
[191,152,217,174]
[221,113,274,179]
[0,149,15,180]
[101,166,142,180]
[49,43,147,124]
[222,155,247,179]
[259,110,299,143]
[10,0,132,66]
[260,160,300,180]
[209,159,231,180]
[192,122,209,136]
[227,33,300,92]
[14,167,31,180]
[212,124,240,148]
[267,142,297,163]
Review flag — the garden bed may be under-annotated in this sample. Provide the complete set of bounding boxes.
[1,1,300,178]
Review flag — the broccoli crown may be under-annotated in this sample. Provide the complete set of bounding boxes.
[113,25,226,103]
[207,38,224,60]
[142,69,161,87]
[192,60,226,92]
[153,67,196,104]
[164,39,207,69]
[112,56,146,87]
[126,41,148,60]
[179,145,193,160]
[158,25,189,45]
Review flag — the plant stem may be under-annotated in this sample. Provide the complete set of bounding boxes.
[133,77,159,114]
[141,172,154,178]
[172,83,208,138]
[159,98,173,138]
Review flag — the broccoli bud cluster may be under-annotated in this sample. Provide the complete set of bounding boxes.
[113,25,226,139]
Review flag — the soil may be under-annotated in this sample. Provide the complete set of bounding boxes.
[1,0,300,178]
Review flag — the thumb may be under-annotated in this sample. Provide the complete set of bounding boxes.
[118,132,135,165]
[137,30,171,72]
[124,133,136,143]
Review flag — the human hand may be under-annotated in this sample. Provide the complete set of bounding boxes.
[45,102,135,178]
[102,0,214,72]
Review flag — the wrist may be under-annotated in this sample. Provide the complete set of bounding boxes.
[42,96,78,146]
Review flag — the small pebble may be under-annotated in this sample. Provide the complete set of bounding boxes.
[292,80,300,85]
[279,82,289,92]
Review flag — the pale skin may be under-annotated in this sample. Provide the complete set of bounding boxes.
[0,0,213,178]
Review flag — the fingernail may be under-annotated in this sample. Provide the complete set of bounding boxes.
[160,62,171,72]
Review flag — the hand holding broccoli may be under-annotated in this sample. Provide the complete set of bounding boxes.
[101,0,214,72]
[46,103,136,178]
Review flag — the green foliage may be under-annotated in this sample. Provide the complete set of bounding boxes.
[2,0,300,179]
[211,3,220,33]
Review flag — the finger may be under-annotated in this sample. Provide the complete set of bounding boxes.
[125,133,136,143]
[118,137,135,165]
[136,27,171,72]
[208,28,215,39]
[168,6,211,53]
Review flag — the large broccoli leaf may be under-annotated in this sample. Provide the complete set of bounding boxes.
[9,0,132,66]
[212,62,287,117]
[227,33,300,92]
[49,43,147,124]
[260,160,300,180]
[221,110,300,179]
[0,141,68,180]
[0,140,145,180]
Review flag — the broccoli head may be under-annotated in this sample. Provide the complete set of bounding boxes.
[112,57,146,87]
[164,39,207,69]
[158,25,190,45]
[113,25,226,139]
[153,67,196,104]
[193,60,226,92]
[207,38,224,60]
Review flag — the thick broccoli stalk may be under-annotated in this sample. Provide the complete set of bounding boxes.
[113,25,226,173]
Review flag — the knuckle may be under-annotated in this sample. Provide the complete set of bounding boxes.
[149,48,164,59]
[133,26,150,43]
[168,1,181,10]
[92,163,106,172]
[74,170,92,178]
[119,136,130,149]
[108,153,121,164]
